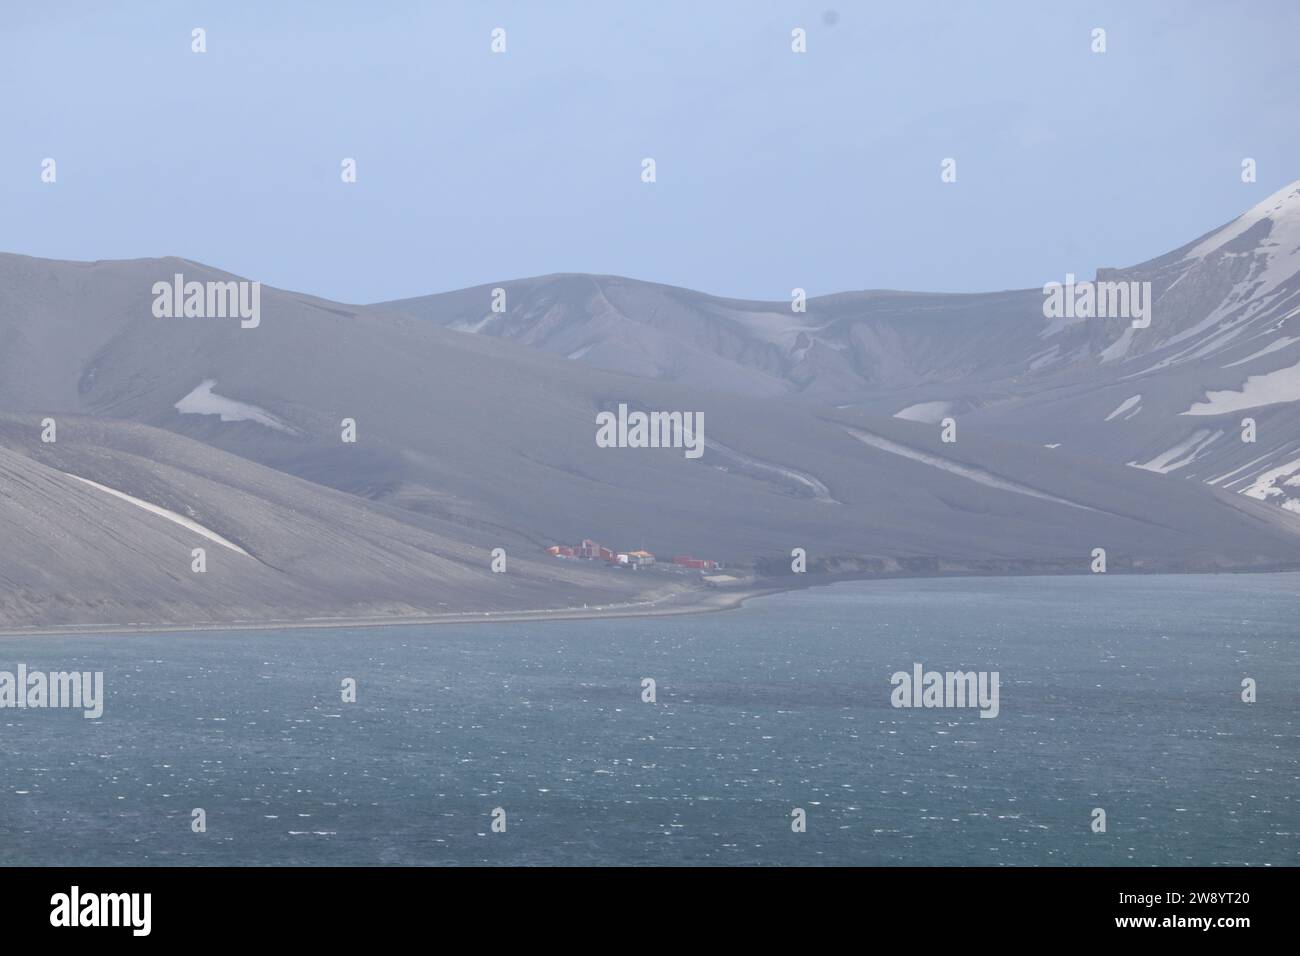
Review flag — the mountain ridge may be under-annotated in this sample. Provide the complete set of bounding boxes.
[3,183,1300,629]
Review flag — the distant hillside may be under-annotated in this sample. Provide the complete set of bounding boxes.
[3,185,1300,628]
[372,181,1300,519]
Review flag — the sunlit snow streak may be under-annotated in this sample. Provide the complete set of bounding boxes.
[841,426,1102,513]
[64,473,251,556]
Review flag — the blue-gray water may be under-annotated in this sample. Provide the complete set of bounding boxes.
[2,574,1296,866]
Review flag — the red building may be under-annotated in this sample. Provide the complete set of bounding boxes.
[672,555,719,570]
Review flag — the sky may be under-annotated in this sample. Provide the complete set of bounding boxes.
[2,1,1297,304]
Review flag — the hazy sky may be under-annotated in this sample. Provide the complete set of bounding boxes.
[2,1,1296,303]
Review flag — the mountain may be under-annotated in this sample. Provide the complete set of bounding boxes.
[0,413,649,629]
[373,275,1051,400]
[3,183,1300,630]
[962,181,1300,514]
[374,181,1300,518]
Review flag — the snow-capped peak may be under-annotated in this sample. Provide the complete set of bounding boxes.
[1184,179,1300,261]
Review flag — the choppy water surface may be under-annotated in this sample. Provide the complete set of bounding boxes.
[1,573,1296,865]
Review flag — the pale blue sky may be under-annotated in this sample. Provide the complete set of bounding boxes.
[2,1,1296,303]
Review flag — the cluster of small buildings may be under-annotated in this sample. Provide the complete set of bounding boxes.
[546,539,720,571]
[547,539,650,567]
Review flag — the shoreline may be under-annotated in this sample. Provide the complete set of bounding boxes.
[3,564,1299,639]
[0,585,785,639]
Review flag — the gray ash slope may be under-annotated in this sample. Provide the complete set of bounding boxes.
[0,415,650,629]
[4,185,1300,628]
[375,181,1300,520]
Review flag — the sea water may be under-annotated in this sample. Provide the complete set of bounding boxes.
[1,574,1295,866]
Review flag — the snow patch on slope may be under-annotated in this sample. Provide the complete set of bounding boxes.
[1207,449,1282,486]
[451,313,499,334]
[1182,359,1300,415]
[1184,182,1300,265]
[703,438,837,504]
[841,426,1101,513]
[1104,395,1142,422]
[176,380,298,434]
[1128,430,1223,474]
[894,401,953,424]
[64,473,251,556]
[1240,457,1300,509]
